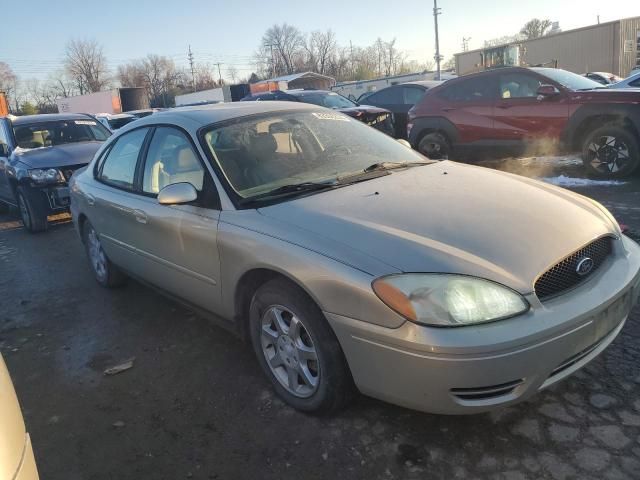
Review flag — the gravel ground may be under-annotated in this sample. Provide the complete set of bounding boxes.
[1,157,640,480]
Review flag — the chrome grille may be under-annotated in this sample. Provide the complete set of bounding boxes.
[535,237,613,301]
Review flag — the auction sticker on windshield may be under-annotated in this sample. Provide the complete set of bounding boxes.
[312,112,350,121]
[75,120,97,125]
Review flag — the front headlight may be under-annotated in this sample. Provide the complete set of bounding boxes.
[372,274,529,327]
[29,168,63,184]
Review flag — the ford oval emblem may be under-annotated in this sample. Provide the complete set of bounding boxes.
[576,257,594,276]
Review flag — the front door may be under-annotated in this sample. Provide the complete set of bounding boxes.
[492,71,569,153]
[131,126,222,313]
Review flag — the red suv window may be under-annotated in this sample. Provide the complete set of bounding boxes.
[439,76,497,102]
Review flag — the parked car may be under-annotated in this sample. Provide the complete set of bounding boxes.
[70,102,640,415]
[1,353,40,479]
[127,108,163,119]
[241,89,394,136]
[408,67,640,178]
[356,81,442,139]
[0,113,111,232]
[583,72,623,85]
[94,112,137,132]
[608,71,640,89]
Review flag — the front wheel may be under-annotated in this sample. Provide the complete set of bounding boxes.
[17,186,48,233]
[82,221,127,288]
[418,132,450,160]
[249,278,355,413]
[582,126,640,178]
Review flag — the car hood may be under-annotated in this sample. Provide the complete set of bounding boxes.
[570,88,640,102]
[338,105,391,116]
[12,141,103,168]
[258,161,618,293]
[0,355,27,480]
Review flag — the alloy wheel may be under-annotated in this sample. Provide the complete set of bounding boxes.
[87,228,107,282]
[260,305,320,398]
[587,136,631,174]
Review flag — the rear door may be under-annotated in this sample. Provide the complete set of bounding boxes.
[492,71,569,150]
[437,75,498,144]
[131,126,222,313]
[90,127,152,273]
[395,86,428,139]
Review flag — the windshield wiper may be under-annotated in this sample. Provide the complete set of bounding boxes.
[239,181,338,204]
[363,161,431,172]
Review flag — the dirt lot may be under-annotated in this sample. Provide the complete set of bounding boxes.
[1,157,640,480]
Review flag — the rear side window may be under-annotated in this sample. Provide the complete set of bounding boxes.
[364,87,402,104]
[402,86,426,105]
[98,128,149,190]
[142,127,204,194]
[440,77,496,102]
[630,78,640,88]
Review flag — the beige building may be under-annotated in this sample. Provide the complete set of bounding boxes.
[455,16,640,77]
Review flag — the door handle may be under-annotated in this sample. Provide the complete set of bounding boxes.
[133,209,148,224]
[86,193,95,206]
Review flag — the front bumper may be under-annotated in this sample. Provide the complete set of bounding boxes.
[327,235,640,414]
[14,434,39,480]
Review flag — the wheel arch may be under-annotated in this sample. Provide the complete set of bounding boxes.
[567,106,640,151]
[234,268,325,342]
[408,116,458,149]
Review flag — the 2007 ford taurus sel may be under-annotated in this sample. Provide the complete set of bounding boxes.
[70,102,640,414]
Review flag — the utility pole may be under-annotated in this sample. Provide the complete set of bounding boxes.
[462,37,471,52]
[264,43,276,78]
[350,40,354,79]
[597,15,600,24]
[188,45,196,92]
[433,0,442,80]
[214,62,223,85]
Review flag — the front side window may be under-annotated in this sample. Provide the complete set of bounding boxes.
[203,110,429,201]
[98,128,149,189]
[142,127,204,194]
[499,73,543,99]
[13,119,110,149]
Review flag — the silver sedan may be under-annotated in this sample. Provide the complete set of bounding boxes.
[70,102,640,414]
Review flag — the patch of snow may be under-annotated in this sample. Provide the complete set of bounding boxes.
[518,155,583,167]
[538,175,627,187]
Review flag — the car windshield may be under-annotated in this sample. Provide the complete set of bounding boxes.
[533,68,603,91]
[202,110,430,202]
[296,92,356,109]
[13,119,110,148]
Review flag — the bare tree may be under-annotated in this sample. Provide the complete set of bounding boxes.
[118,55,182,107]
[227,66,239,83]
[262,23,305,75]
[520,19,553,39]
[308,30,336,74]
[48,70,77,99]
[65,39,110,93]
[0,62,18,111]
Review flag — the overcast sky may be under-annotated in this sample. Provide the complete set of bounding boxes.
[3,0,639,81]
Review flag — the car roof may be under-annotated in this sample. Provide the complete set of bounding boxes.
[587,72,615,76]
[400,80,444,87]
[95,113,135,119]
[10,113,92,125]
[286,89,332,95]
[117,101,320,132]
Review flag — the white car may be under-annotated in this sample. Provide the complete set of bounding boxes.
[609,71,640,89]
[94,113,137,132]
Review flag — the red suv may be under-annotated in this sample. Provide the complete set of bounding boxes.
[407,67,640,178]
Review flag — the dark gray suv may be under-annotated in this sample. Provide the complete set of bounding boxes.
[0,113,110,232]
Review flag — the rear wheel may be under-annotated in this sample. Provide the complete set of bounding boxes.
[82,221,127,288]
[249,278,355,413]
[582,126,640,178]
[418,132,450,160]
[17,186,48,233]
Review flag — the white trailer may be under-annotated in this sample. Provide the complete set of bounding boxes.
[56,88,148,114]
[175,88,225,107]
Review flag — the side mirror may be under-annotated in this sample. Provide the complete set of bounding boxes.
[536,85,560,99]
[157,182,198,205]
[396,139,412,149]
[0,143,9,157]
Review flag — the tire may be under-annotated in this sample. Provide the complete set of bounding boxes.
[249,278,355,413]
[582,125,640,179]
[417,132,451,160]
[82,221,127,288]
[17,186,49,233]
